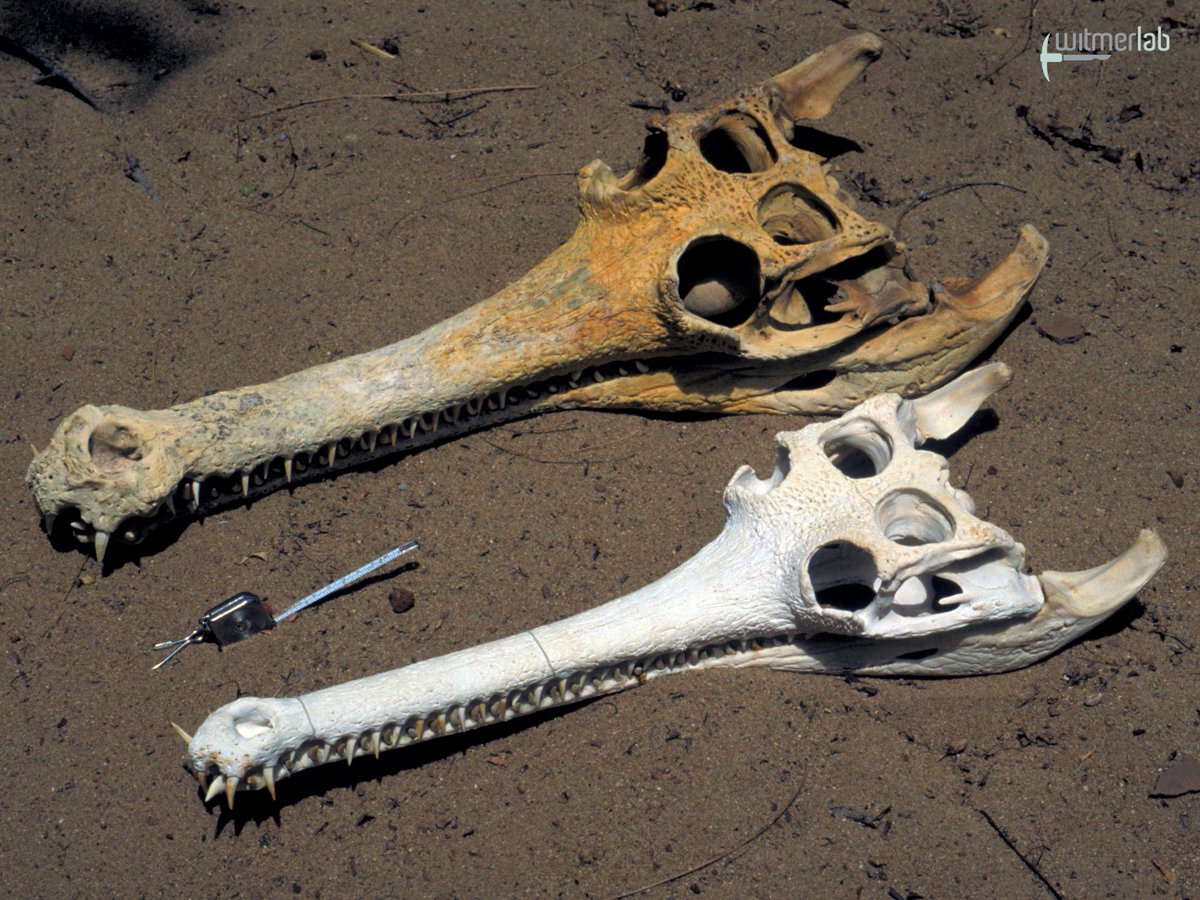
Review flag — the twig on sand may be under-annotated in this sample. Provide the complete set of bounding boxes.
[894,181,1027,238]
[609,781,806,899]
[979,808,1064,900]
[237,83,540,122]
[0,36,103,111]
[124,153,161,204]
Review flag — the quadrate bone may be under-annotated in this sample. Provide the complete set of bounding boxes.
[180,365,1165,807]
[27,33,1049,563]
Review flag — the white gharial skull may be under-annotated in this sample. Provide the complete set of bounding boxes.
[27,33,1050,565]
[180,365,1165,806]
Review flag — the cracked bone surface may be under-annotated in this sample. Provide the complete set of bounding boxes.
[28,33,1049,562]
[183,365,1165,806]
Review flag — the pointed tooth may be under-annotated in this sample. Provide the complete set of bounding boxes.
[94,530,110,564]
[190,479,203,509]
[557,678,568,700]
[434,712,447,733]
[367,431,378,453]
[571,369,585,381]
[593,371,605,383]
[412,719,425,740]
[164,494,176,515]
[197,770,209,791]
[402,419,416,439]
[345,736,357,764]
[261,461,271,481]
[498,389,508,409]
[225,775,239,807]
[171,722,193,745]
[264,766,277,800]
[635,360,651,373]
[284,457,293,483]
[241,473,250,496]
[618,367,629,376]
[369,730,382,759]
[70,520,88,532]
[325,444,336,466]
[205,775,226,804]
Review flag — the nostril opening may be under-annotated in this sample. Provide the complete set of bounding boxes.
[87,423,144,468]
[697,112,777,174]
[678,237,761,327]
[233,714,273,740]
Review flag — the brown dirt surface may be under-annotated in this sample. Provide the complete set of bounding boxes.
[1,2,1197,897]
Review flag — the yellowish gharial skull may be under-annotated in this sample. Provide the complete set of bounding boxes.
[27,34,1049,563]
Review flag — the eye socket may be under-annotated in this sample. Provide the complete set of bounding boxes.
[697,112,778,174]
[756,183,838,245]
[875,490,955,546]
[822,420,892,478]
[807,541,877,611]
[677,237,762,327]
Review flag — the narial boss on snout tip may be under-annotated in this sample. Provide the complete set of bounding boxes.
[28,33,1049,563]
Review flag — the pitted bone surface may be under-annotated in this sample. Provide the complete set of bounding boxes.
[181,365,1165,807]
[28,33,1049,562]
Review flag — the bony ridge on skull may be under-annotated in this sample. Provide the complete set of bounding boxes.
[29,33,1050,564]
[179,364,1165,807]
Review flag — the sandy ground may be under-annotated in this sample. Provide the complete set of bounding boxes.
[1,1,1198,897]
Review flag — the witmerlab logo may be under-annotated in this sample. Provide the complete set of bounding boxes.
[1039,26,1171,81]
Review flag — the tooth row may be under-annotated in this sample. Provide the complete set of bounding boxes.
[205,629,794,805]
[85,359,660,558]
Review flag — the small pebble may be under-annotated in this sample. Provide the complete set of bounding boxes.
[1034,312,1086,344]
[60,343,75,361]
[307,49,327,61]
[1153,756,1200,798]
[388,587,415,614]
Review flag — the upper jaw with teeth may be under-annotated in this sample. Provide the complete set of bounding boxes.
[27,33,1050,562]
[179,364,1166,807]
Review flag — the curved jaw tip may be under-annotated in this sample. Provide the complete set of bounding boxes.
[1039,529,1167,622]
[935,224,1049,317]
